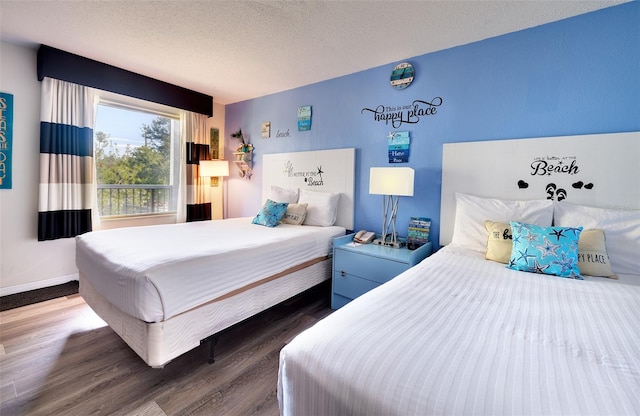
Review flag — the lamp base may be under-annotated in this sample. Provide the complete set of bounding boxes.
[373,238,405,249]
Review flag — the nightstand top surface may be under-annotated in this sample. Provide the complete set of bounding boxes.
[333,234,432,264]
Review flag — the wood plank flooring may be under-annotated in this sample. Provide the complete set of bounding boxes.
[0,281,333,416]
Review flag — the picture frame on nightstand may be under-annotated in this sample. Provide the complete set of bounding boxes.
[407,217,431,250]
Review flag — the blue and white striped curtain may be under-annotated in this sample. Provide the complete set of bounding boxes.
[38,77,96,241]
[181,111,212,222]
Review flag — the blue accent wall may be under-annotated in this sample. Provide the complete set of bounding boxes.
[225,3,639,247]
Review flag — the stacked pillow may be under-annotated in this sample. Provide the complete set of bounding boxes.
[553,202,639,277]
[252,186,341,227]
[298,189,340,227]
[484,220,618,279]
[452,193,639,279]
[451,192,554,253]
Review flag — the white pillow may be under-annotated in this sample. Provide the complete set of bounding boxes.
[298,189,340,227]
[269,186,299,203]
[451,192,553,252]
[553,202,640,276]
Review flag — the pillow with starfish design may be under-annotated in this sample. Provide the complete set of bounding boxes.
[507,221,583,279]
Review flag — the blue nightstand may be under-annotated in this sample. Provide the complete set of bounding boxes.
[331,234,432,309]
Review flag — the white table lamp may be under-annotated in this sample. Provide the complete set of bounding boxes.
[369,167,415,248]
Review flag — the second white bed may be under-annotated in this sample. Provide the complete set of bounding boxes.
[278,246,640,415]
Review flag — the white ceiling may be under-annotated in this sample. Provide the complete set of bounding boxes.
[0,1,627,105]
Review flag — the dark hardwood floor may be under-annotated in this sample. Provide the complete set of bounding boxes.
[0,281,333,416]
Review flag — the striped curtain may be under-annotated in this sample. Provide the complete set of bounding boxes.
[182,111,211,222]
[38,78,95,241]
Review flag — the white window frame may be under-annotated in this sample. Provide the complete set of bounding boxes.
[94,91,182,228]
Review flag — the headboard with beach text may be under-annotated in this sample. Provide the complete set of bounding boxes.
[262,148,356,230]
[440,131,640,245]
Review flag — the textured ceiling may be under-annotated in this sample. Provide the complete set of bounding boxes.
[0,1,627,105]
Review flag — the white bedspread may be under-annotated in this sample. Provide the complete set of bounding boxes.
[278,246,640,415]
[76,218,344,322]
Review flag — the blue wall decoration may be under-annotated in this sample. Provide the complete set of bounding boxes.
[0,92,13,190]
[225,3,639,247]
[390,62,415,90]
[388,131,410,163]
[297,105,311,131]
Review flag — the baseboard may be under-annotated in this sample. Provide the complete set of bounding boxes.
[0,273,79,297]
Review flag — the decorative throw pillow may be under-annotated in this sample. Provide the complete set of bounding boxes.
[507,221,583,279]
[299,189,340,227]
[281,203,308,225]
[484,220,512,264]
[553,202,640,276]
[578,229,618,279]
[269,186,299,203]
[252,199,289,227]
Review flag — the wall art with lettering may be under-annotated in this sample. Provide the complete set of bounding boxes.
[361,97,443,128]
[517,155,594,201]
[0,92,13,190]
[275,128,291,138]
[388,131,410,163]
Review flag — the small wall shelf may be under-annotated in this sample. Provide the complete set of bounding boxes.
[233,151,253,179]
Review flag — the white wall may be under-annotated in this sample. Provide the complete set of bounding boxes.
[0,42,79,295]
[0,41,225,295]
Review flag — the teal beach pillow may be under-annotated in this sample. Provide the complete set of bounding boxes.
[252,199,289,227]
[507,221,583,279]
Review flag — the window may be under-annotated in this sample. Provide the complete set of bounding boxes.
[94,96,181,218]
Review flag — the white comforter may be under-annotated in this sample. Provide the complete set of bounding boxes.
[76,218,344,322]
[278,246,640,415]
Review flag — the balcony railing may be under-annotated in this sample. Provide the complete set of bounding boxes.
[97,184,172,217]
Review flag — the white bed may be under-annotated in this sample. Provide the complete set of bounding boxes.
[277,134,640,415]
[77,148,355,368]
[278,246,640,415]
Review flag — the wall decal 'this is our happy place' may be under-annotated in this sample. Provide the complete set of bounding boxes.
[361,97,443,128]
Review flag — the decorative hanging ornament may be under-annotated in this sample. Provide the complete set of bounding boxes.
[390,62,414,90]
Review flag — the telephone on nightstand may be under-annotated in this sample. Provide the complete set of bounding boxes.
[354,230,375,244]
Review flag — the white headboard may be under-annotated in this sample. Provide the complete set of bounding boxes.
[262,148,356,230]
[440,131,640,246]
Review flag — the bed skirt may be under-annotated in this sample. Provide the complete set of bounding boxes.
[80,256,331,368]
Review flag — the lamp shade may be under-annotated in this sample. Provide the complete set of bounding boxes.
[199,160,229,177]
[369,167,414,196]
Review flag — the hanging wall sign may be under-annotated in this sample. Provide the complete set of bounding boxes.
[388,131,411,163]
[361,97,443,128]
[261,121,271,138]
[390,62,414,90]
[298,105,312,131]
[0,92,13,189]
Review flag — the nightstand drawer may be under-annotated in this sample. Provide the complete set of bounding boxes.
[334,249,408,284]
[333,272,379,299]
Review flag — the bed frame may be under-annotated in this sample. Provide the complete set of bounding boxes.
[79,148,356,368]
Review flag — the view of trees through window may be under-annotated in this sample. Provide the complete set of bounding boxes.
[95,103,179,217]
